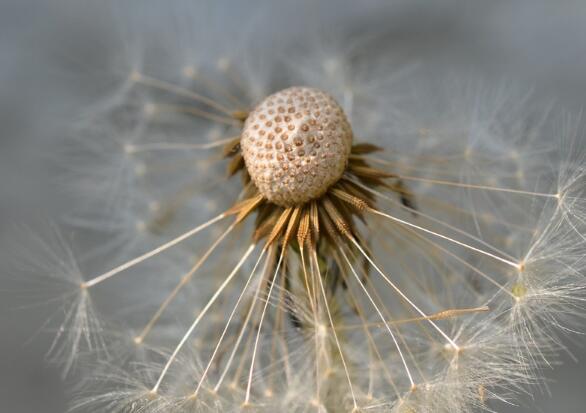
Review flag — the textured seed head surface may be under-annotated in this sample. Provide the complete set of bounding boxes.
[241,87,353,207]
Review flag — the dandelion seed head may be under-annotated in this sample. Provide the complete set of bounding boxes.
[14,3,586,412]
[241,87,353,206]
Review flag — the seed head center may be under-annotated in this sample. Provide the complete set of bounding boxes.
[241,87,353,207]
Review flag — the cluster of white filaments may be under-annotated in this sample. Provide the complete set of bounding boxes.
[19,8,586,413]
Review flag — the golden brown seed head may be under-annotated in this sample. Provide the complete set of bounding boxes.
[241,87,353,207]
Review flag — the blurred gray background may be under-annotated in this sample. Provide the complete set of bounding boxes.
[1,1,585,412]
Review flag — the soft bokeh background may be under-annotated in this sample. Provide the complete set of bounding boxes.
[1,1,585,412]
